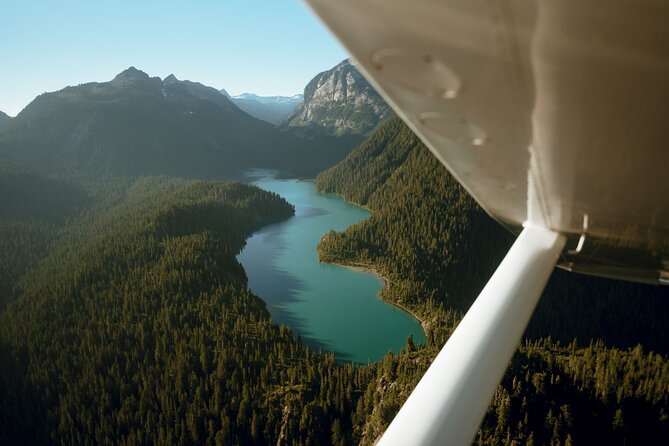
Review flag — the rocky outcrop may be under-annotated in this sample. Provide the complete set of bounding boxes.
[284,59,391,137]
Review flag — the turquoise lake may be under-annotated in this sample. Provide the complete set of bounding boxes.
[237,170,426,364]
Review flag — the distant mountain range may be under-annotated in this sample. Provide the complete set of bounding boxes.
[224,92,303,125]
[0,68,346,178]
[0,61,391,179]
[283,59,392,137]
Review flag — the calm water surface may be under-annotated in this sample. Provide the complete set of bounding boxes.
[238,170,425,363]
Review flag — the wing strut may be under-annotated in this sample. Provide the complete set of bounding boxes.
[378,225,566,446]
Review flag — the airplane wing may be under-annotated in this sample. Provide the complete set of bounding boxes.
[305,0,668,286]
[303,0,669,444]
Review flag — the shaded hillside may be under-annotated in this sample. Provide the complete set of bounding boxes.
[0,177,368,445]
[0,68,344,179]
[316,117,669,444]
[0,163,92,308]
[0,165,90,220]
[316,117,669,353]
[316,118,514,322]
[0,111,10,128]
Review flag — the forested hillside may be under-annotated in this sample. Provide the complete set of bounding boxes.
[1,174,379,445]
[1,116,667,445]
[316,117,669,444]
[0,162,92,309]
[0,170,452,445]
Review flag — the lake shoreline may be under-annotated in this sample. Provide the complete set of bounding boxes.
[330,261,428,339]
[312,183,375,212]
[241,170,426,362]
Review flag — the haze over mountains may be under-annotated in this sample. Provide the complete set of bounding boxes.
[224,92,303,125]
[0,59,393,181]
[0,67,353,179]
[221,59,391,134]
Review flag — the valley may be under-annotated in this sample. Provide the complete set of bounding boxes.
[238,170,425,364]
[0,56,667,446]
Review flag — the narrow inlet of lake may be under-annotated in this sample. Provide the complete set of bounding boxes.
[238,170,425,363]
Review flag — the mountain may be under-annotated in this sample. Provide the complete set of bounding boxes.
[283,59,392,137]
[0,68,340,178]
[233,93,303,106]
[0,111,10,128]
[0,163,89,221]
[317,118,669,352]
[228,93,302,125]
[316,117,669,443]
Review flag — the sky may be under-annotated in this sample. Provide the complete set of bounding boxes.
[0,0,349,117]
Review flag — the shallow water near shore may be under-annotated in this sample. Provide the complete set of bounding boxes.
[238,169,425,363]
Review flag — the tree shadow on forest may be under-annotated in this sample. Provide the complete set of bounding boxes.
[526,269,669,355]
[481,351,669,445]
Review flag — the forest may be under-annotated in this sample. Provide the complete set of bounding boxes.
[0,117,667,445]
[316,117,669,444]
[0,173,371,445]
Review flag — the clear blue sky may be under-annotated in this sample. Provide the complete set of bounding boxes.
[0,0,348,116]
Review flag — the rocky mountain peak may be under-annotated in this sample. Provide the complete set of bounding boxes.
[163,74,179,85]
[112,67,150,84]
[284,59,391,137]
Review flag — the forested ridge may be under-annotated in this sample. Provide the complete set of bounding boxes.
[316,117,669,444]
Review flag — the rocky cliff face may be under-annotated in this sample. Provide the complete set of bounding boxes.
[284,59,391,137]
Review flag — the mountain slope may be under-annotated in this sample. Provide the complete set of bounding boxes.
[0,162,91,307]
[284,59,392,137]
[316,117,669,444]
[0,111,10,128]
[229,93,302,125]
[0,165,89,220]
[317,116,669,351]
[0,175,394,445]
[0,68,336,178]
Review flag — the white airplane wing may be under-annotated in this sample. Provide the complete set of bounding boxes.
[305,0,668,285]
[303,0,669,444]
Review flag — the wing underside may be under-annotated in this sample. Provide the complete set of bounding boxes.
[305,0,669,285]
